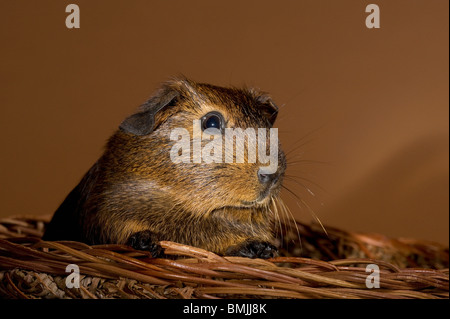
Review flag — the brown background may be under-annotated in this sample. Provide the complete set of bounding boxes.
[0,1,448,245]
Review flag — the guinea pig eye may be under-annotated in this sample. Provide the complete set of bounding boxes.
[201,112,224,132]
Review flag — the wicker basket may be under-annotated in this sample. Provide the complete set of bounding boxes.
[0,215,448,299]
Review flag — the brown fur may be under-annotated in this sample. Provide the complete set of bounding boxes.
[44,78,286,256]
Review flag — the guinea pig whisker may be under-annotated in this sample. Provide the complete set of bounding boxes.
[284,174,329,195]
[269,198,279,243]
[277,199,289,244]
[286,159,331,166]
[281,201,290,243]
[285,176,316,197]
[270,197,283,249]
[279,198,302,250]
[284,176,316,197]
[283,125,325,157]
[284,139,315,157]
[281,184,328,238]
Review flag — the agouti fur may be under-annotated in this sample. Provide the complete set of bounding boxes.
[43,78,286,258]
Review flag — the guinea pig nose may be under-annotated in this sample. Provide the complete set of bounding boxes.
[258,168,277,184]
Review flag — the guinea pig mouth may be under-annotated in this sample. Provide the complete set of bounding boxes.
[241,189,277,207]
[218,180,282,209]
[240,198,270,207]
[254,180,282,204]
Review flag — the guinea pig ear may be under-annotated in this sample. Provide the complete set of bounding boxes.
[119,87,179,136]
[254,92,279,126]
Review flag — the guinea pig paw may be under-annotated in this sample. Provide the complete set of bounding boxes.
[226,239,278,259]
[127,230,163,258]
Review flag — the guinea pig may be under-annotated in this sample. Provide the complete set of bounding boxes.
[43,78,287,259]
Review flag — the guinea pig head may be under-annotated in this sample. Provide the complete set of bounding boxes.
[112,78,286,218]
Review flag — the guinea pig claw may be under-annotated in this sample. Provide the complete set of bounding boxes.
[226,238,278,259]
[127,230,163,258]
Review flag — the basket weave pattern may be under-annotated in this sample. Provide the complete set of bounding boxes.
[0,216,448,299]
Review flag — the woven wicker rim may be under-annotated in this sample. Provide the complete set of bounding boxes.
[0,216,448,299]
